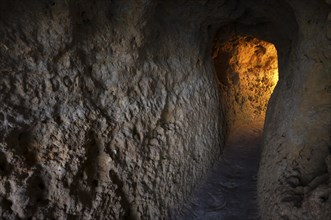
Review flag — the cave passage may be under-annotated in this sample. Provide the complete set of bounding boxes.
[176,36,279,219]
[213,35,279,131]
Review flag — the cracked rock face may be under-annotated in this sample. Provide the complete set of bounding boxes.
[0,0,330,219]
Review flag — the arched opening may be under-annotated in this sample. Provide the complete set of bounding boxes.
[177,34,280,219]
[212,34,279,137]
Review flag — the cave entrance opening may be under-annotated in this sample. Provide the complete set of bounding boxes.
[212,35,279,139]
[177,35,280,218]
[178,34,280,218]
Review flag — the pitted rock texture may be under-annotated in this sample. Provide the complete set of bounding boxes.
[258,1,331,219]
[0,1,225,219]
[0,0,330,220]
[213,35,278,128]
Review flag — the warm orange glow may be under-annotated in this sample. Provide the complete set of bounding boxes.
[272,68,279,87]
[232,36,278,99]
[213,36,279,126]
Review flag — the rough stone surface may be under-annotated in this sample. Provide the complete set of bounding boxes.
[0,0,330,219]
[258,1,331,219]
[0,1,224,219]
[213,35,278,129]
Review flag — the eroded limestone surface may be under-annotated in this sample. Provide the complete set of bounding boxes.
[213,36,278,128]
[0,0,330,219]
[0,1,224,219]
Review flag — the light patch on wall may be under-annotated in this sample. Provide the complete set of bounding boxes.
[213,35,279,128]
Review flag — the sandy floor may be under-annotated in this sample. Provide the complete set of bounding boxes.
[175,122,263,220]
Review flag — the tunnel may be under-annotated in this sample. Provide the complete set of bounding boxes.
[175,34,280,219]
[0,0,330,220]
[212,34,279,132]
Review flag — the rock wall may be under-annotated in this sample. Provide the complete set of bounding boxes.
[0,1,225,219]
[213,35,278,129]
[0,0,329,219]
[258,0,331,219]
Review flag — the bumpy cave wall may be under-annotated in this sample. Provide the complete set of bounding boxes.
[0,0,330,219]
[213,35,278,129]
[0,1,225,219]
[258,1,331,219]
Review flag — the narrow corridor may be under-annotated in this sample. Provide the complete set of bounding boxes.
[177,123,263,220]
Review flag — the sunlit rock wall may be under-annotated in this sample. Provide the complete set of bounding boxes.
[213,36,278,128]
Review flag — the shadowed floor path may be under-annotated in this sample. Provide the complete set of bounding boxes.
[176,124,263,220]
